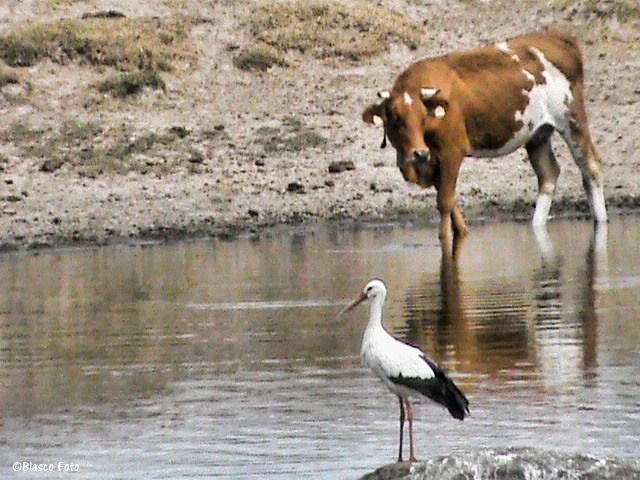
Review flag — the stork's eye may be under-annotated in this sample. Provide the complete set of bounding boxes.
[366,286,373,292]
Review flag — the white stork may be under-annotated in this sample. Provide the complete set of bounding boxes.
[340,278,469,462]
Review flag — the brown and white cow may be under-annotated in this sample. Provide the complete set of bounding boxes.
[363,30,607,254]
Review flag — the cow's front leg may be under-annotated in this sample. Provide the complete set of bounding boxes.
[436,156,464,256]
[451,203,468,239]
[437,189,461,258]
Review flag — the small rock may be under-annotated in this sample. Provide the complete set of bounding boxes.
[81,10,126,19]
[255,159,265,167]
[4,194,22,202]
[286,182,305,194]
[40,157,65,172]
[247,209,259,218]
[328,160,355,174]
[188,150,205,164]
[169,126,190,138]
[324,179,335,187]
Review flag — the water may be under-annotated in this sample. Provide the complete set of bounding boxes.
[1,216,639,479]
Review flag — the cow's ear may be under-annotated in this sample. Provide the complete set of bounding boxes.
[362,104,385,126]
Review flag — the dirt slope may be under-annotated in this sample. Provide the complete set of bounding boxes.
[0,0,638,250]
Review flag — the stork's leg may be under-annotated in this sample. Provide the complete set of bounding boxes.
[397,396,405,462]
[404,398,417,462]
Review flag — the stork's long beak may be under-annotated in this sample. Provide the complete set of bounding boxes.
[338,291,368,316]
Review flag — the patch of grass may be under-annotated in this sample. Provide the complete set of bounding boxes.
[0,15,200,70]
[257,117,327,153]
[0,119,199,176]
[280,131,326,152]
[60,119,103,143]
[0,65,19,87]
[233,47,289,71]
[0,122,47,142]
[247,1,422,60]
[97,69,166,97]
[552,0,640,21]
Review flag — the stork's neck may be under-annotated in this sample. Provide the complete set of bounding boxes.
[364,295,386,335]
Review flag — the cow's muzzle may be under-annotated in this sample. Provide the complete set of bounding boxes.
[398,149,438,187]
[413,149,430,163]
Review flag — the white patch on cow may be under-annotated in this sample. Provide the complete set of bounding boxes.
[470,48,573,158]
[403,91,413,105]
[522,69,536,84]
[591,186,608,223]
[495,41,520,63]
[421,87,439,98]
[495,41,510,54]
[514,110,523,122]
[378,90,391,99]
[372,114,384,126]
[434,105,446,118]
[532,192,553,226]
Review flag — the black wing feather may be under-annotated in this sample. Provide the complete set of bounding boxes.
[390,355,470,420]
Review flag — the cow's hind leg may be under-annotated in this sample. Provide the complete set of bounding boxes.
[559,101,607,223]
[526,124,560,227]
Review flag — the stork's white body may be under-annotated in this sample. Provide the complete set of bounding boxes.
[360,294,435,398]
[342,279,469,463]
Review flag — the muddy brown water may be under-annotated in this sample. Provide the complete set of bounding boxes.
[1,216,639,479]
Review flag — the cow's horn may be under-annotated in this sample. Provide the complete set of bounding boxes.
[377,90,391,99]
[421,87,439,98]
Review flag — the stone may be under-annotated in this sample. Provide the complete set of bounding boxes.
[328,160,355,173]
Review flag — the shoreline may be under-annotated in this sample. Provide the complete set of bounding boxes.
[2,192,638,255]
[1,0,638,254]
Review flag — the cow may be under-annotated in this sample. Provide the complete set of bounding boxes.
[363,30,607,255]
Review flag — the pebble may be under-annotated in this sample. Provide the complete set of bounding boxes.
[328,160,355,173]
[286,182,305,194]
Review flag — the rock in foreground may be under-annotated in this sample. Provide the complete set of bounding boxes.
[360,448,640,480]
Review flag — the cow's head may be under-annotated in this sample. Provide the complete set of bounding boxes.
[363,88,447,187]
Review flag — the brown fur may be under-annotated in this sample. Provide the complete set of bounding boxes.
[362,30,605,256]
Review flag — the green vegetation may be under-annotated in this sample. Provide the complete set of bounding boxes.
[233,47,289,71]
[552,0,640,21]
[0,16,199,69]
[0,65,19,87]
[97,69,166,97]
[0,120,206,177]
[247,1,422,60]
[256,117,327,154]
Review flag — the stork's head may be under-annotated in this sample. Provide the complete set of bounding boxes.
[339,278,387,315]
